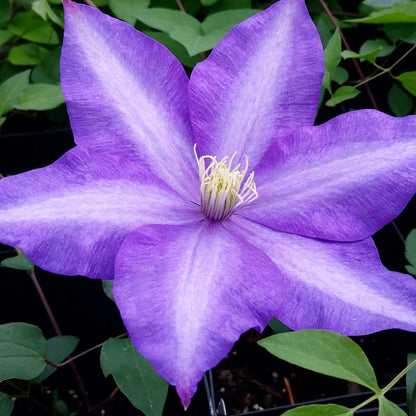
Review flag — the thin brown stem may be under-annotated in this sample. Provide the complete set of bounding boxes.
[27,267,62,336]
[174,0,207,60]
[175,0,186,13]
[318,0,378,110]
[388,43,416,71]
[355,44,416,88]
[109,387,119,400]
[83,0,99,9]
[88,387,120,414]
[44,357,59,368]
[24,261,90,410]
[43,333,128,411]
[52,332,127,367]
[284,377,295,405]
[8,1,13,22]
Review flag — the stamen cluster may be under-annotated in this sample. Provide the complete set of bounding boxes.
[195,145,258,221]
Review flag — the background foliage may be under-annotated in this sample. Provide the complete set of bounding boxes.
[0,0,415,130]
[0,0,415,415]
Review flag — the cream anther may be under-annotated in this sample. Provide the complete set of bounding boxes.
[194,145,258,221]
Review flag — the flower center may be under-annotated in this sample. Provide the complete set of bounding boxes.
[194,145,258,221]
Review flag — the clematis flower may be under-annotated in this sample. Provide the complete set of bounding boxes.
[1,0,416,406]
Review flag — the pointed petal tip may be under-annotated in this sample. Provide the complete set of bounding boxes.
[62,0,83,15]
[114,222,285,411]
[62,0,74,9]
[177,386,193,409]
[189,0,323,162]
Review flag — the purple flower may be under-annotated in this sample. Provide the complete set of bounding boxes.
[1,0,416,406]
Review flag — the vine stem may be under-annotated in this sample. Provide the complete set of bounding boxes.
[380,358,416,394]
[8,1,13,22]
[27,266,62,336]
[355,44,416,88]
[318,0,379,110]
[45,332,127,368]
[83,0,99,9]
[175,0,186,13]
[22,259,91,410]
[351,358,416,413]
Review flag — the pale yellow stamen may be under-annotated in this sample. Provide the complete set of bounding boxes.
[194,145,258,221]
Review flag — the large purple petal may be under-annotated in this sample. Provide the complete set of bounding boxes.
[243,110,416,241]
[0,148,200,279]
[61,0,197,195]
[189,0,323,165]
[228,217,416,335]
[112,222,285,407]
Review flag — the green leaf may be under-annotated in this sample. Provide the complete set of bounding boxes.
[32,335,79,382]
[268,317,292,334]
[407,353,416,413]
[314,15,334,48]
[0,322,47,382]
[8,43,49,65]
[31,46,61,84]
[0,392,14,416]
[135,8,201,35]
[333,66,349,85]
[0,117,6,126]
[172,9,257,56]
[201,0,218,4]
[359,38,394,58]
[406,265,416,275]
[378,397,408,416]
[0,1,9,27]
[388,84,413,116]
[323,30,341,92]
[101,338,168,416]
[136,7,257,55]
[32,0,63,27]
[15,83,64,110]
[8,11,59,44]
[52,390,70,416]
[92,0,109,6]
[0,70,30,116]
[109,0,149,25]
[341,48,381,65]
[348,2,416,24]
[281,404,353,416]
[384,22,416,42]
[145,31,200,67]
[1,253,34,271]
[405,229,416,272]
[259,330,379,391]
[0,30,13,46]
[0,62,21,84]
[13,0,35,7]
[101,279,114,302]
[326,86,360,106]
[201,9,257,33]
[180,0,200,16]
[363,0,406,7]
[168,26,206,56]
[396,71,416,96]
[211,0,251,11]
